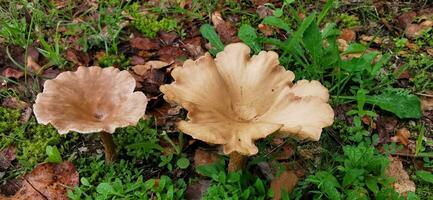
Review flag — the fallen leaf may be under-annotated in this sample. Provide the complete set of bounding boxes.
[0,179,22,196]
[147,102,181,128]
[270,170,299,200]
[1,68,24,79]
[159,31,178,45]
[130,36,160,50]
[256,5,274,18]
[258,24,274,36]
[193,149,220,167]
[65,48,90,66]
[0,146,16,170]
[385,157,416,196]
[427,48,433,56]
[2,161,79,200]
[274,144,294,160]
[132,61,170,76]
[211,11,239,44]
[397,12,416,28]
[405,42,420,51]
[130,55,146,65]
[390,128,410,146]
[377,116,397,145]
[26,46,41,72]
[158,45,185,62]
[184,180,211,200]
[41,68,61,79]
[19,107,32,123]
[420,91,433,118]
[360,35,382,45]
[182,37,206,59]
[405,20,433,39]
[1,97,28,110]
[339,29,356,42]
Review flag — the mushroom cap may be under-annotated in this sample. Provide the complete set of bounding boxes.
[33,66,148,134]
[160,43,334,155]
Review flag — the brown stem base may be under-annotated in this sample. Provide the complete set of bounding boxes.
[228,152,247,172]
[99,132,117,164]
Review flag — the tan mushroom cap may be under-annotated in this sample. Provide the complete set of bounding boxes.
[33,66,148,134]
[160,43,334,155]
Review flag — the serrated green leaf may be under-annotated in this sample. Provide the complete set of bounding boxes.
[254,179,265,195]
[303,20,323,64]
[200,24,224,54]
[365,177,379,194]
[342,43,367,55]
[45,145,62,164]
[176,157,190,169]
[262,16,291,32]
[416,170,433,184]
[96,182,114,195]
[365,91,422,119]
[342,168,364,187]
[238,24,261,54]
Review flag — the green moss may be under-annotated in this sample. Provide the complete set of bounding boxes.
[407,54,433,92]
[415,182,433,200]
[0,107,76,176]
[98,53,130,69]
[114,119,162,160]
[339,13,360,28]
[68,156,187,200]
[128,3,177,38]
[131,15,177,38]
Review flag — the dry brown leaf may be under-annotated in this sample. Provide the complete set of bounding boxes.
[256,5,274,18]
[360,35,382,44]
[130,36,160,50]
[339,29,356,42]
[0,146,16,170]
[130,55,146,65]
[193,149,220,167]
[385,157,416,196]
[65,49,90,66]
[147,102,181,128]
[26,47,41,72]
[1,97,28,110]
[158,45,185,63]
[183,37,206,59]
[1,68,24,79]
[420,91,433,118]
[184,180,211,200]
[211,11,239,44]
[159,31,178,45]
[258,24,274,36]
[132,61,170,76]
[270,170,299,200]
[426,48,433,56]
[1,161,79,200]
[390,128,410,146]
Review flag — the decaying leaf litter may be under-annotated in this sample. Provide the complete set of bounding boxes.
[0,0,433,199]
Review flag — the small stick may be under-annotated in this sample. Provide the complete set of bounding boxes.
[99,132,117,164]
[228,152,247,172]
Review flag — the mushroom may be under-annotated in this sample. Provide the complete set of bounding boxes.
[160,43,334,171]
[33,66,148,164]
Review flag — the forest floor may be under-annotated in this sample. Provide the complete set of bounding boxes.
[0,0,433,199]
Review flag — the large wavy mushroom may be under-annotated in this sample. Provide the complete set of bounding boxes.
[33,66,148,164]
[160,43,334,171]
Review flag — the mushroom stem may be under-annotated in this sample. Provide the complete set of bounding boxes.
[99,132,117,164]
[228,152,247,172]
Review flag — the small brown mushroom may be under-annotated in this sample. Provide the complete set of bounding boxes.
[33,66,148,164]
[160,43,334,171]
